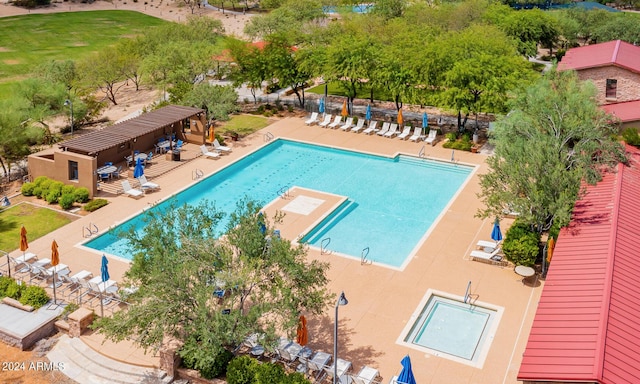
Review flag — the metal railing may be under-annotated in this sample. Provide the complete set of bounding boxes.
[83,223,99,238]
[418,145,426,158]
[320,237,332,255]
[464,280,472,304]
[192,168,204,180]
[264,132,274,142]
[278,185,290,199]
[361,247,371,265]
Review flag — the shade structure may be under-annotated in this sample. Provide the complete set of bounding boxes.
[100,254,110,317]
[491,218,503,242]
[296,315,308,346]
[341,100,348,117]
[208,126,215,143]
[365,104,372,121]
[319,98,325,114]
[133,157,144,178]
[398,109,404,126]
[51,240,59,305]
[547,237,555,263]
[398,355,416,384]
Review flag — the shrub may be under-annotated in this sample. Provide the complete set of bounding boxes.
[263,110,273,117]
[32,187,43,199]
[60,302,79,320]
[226,355,259,384]
[33,176,49,187]
[215,133,226,146]
[0,276,13,298]
[45,189,62,204]
[445,132,457,141]
[84,198,109,212]
[5,280,25,300]
[255,362,285,382]
[502,221,540,267]
[62,185,76,195]
[622,127,640,147]
[59,193,76,210]
[19,286,50,309]
[74,187,90,203]
[287,105,294,113]
[21,182,36,196]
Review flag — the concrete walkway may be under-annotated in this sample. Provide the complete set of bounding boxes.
[47,335,169,384]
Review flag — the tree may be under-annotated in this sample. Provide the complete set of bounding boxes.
[94,200,331,376]
[0,102,34,178]
[263,35,312,107]
[498,9,559,57]
[244,0,325,41]
[477,70,626,234]
[181,83,239,121]
[78,50,127,105]
[228,41,269,103]
[35,60,78,94]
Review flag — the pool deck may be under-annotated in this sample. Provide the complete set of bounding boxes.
[10,117,542,383]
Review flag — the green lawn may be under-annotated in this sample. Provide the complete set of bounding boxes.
[217,114,271,136]
[0,10,167,84]
[0,203,72,252]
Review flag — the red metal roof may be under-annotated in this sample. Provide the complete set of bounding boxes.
[518,145,640,383]
[558,40,640,74]
[601,100,640,123]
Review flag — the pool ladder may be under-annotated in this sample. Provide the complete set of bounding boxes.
[418,145,426,158]
[320,237,332,255]
[464,280,472,304]
[83,223,99,238]
[278,185,290,199]
[192,168,204,180]
[264,132,274,142]
[361,247,371,265]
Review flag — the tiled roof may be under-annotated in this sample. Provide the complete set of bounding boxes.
[518,145,640,383]
[59,105,204,155]
[558,40,640,74]
[601,100,640,123]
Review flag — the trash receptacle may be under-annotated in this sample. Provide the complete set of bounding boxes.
[172,150,181,161]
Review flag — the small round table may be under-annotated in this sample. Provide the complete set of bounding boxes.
[515,265,536,285]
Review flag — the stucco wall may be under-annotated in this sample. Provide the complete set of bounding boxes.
[28,149,98,197]
[577,66,640,105]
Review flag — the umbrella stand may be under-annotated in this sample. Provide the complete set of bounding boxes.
[100,284,104,318]
[6,254,10,278]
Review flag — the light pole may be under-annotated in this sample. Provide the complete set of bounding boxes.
[64,99,74,137]
[333,291,348,384]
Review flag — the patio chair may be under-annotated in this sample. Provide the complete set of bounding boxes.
[121,180,144,198]
[328,115,342,129]
[363,120,378,135]
[305,112,319,125]
[318,114,333,128]
[124,156,132,167]
[175,140,184,151]
[470,247,503,263]
[351,119,366,133]
[376,122,391,136]
[340,117,354,131]
[409,127,423,142]
[59,270,92,299]
[397,126,412,140]
[476,240,500,252]
[9,252,38,274]
[112,166,123,179]
[146,152,153,163]
[137,175,160,191]
[351,366,380,384]
[424,129,438,146]
[324,358,352,384]
[306,351,331,382]
[200,145,220,159]
[213,139,232,153]
[384,123,399,138]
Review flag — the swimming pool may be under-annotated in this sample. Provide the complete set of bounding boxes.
[398,290,502,367]
[84,139,473,267]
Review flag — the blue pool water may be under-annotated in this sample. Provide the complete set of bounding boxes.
[405,296,496,361]
[85,139,472,267]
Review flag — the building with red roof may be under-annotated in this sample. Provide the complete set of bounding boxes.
[517,144,640,384]
[558,40,640,128]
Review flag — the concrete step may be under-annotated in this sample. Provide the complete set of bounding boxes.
[47,335,170,384]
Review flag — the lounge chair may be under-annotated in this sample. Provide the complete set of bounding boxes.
[10,252,38,274]
[305,112,319,125]
[351,119,366,133]
[137,175,159,191]
[351,366,380,384]
[409,127,423,142]
[200,144,220,159]
[363,120,378,135]
[384,123,399,138]
[121,180,143,198]
[60,270,92,299]
[213,139,231,153]
[425,129,438,146]
[397,126,412,140]
[340,117,354,131]
[318,114,333,127]
[477,240,500,252]
[328,115,343,129]
[470,247,503,263]
[376,122,391,136]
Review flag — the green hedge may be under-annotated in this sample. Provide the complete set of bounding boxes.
[0,276,50,309]
[22,176,92,208]
[84,198,109,212]
[226,356,311,384]
[502,221,540,267]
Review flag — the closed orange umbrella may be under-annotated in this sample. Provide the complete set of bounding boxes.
[341,100,348,117]
[51,240,60,305]
[20,225,28,253]
[547,237,555,263]
[296,315,308,346]
[208,126,215,143]
[397,109,404,126]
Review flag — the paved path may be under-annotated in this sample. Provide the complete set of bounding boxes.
[47,335,170,384]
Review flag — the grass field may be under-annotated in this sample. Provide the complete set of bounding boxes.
[0,203,73,252]
[217,114,271,136]
[0,10,167,82]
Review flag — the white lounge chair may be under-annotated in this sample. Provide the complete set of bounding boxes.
[305,112,319,125]
[328,115,342,129]
[384,123,399,138]
[137,175,159,191]
[121,180,143,198]
[351,119,365,133]
[470,247,503,263]
[200,144,220,159]
[477,240,500,252]
[351,366,380,384]
[318,114,333,127]
[213,139,231,153]
[397,126,412,140]
[409,127,423,142]
[363,120,378,135]
[425,129,438,146]
[376,122,391,136]
[340,117,354,131]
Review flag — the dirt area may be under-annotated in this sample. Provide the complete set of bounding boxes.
[0,335,76,384]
